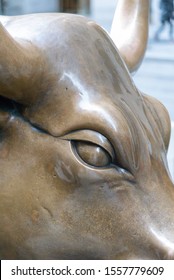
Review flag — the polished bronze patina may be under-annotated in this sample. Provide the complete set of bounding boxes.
[0,0,174,260]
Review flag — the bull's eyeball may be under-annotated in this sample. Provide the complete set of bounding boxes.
[73,141,112,168]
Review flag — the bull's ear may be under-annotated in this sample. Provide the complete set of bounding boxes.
[110,0,149,74]
[0,22,49,105]
[143,95,171,151]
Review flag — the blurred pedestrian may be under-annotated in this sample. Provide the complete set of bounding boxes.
[154,0,174,41]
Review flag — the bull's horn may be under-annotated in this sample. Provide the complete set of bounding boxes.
[0,23,49,105]
[110,0,149,74]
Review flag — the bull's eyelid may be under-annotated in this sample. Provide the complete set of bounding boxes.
[60,130,115,160]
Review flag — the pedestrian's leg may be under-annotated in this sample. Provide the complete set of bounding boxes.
[154,22,165,40]
[169,19,173,40]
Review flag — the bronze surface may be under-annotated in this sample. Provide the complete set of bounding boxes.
[0,1,174,260]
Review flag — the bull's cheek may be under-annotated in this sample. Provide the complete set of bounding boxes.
[0,124,66,254]
[52,141,148,245]
[0,126,148,257]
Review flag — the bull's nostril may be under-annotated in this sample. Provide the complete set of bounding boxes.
[150,228,174,260]
[154,244,174,260]
[165,251,174,260]
[157,247,174,260]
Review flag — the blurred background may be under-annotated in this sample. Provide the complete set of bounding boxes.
[0,0,173,179]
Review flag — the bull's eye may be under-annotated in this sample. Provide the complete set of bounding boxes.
[73,141,112,167]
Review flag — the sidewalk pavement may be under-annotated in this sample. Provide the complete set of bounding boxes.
[146,25,174,62]
[146,40,174,62]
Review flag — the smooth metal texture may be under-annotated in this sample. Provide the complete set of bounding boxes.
[0,1,174,260]
[110,0,150,73]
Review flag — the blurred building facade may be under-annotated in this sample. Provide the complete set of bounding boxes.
[0,0,162,32]
[0,0,91,16]
[0,0,117,31]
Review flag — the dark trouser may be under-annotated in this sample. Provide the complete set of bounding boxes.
[155,17,173,40]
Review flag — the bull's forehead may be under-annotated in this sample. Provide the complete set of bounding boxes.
[5,13,139,100]
[14,14,165,161]
[20,14,142,131]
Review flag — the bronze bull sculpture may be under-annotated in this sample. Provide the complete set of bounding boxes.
[0,0,174,260]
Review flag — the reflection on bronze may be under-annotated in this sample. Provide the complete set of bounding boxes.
[0,0,174,260]
[110,0,150,73]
